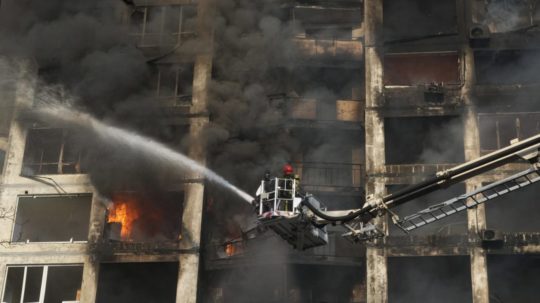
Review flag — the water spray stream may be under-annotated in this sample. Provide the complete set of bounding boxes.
[31,103,255,203]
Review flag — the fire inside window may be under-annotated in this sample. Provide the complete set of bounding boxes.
[130,5,197,47]
[22,128,84,175]
[478,112,540,153]
[2,265,83,303]
[104,192,183,242]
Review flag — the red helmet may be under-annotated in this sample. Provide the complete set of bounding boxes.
[283,164,294,175]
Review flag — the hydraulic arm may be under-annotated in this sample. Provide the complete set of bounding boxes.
[249,133,540,249]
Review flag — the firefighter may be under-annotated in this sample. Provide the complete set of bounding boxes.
[283,163,302,190]
[281,164,300,211]
[283,163,294,178]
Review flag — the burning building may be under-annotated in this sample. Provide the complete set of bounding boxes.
[0,0,539,303]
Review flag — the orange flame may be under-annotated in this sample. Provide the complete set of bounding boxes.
[225,243,235,257]
[108,199,140,240]
[225,242,245,257]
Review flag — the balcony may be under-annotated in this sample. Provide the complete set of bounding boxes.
[384,52,461,87]
[385,163,457,177]
[293,38,363,63]
[295,162,363,192]
[288,98,364,130]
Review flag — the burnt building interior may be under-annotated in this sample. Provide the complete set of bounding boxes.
[0,0,539,303]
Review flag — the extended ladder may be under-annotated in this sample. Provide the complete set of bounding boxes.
[395,164,540,232]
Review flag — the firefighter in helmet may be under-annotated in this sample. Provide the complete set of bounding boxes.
[280,164,302,211]
[283,163,301,188]
[283,163,294,179]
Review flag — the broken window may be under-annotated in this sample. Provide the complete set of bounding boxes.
[22,128,84,175]
[388,256,472,303]
[104,192,183,242]
[484,0,540,33]
[488,255,540,302]
[96,262,178,303]
[475,49,540,85]
[130,5,197,46]
[384,52,460,86]
[384,116,465,164]
[383,0,458,41]
[2,265,83,303]
[150,64,194,104]
[387,183,467,236]
[12,195,92,242]
[478,112,540,153]
[485,183,540,232]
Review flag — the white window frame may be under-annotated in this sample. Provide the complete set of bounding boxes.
[10,194,92,244]
[1,264,82,303]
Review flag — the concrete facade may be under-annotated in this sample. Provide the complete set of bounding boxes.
[1,1,540,303]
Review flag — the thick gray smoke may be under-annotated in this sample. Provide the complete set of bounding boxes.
[2,0,365,300]
[0,0,152,116]
[204,0,301,188]
[484,0,535,33]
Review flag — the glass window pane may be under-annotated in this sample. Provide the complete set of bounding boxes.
[44,266,83,303]
[23,267,43,303]
[13,196,92,242]
[2,267,24,303]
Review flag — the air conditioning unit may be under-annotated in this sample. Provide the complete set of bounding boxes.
[469,24,490,48]
[481,229,503,248]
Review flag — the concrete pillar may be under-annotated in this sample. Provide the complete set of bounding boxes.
[176,0,213,301]
[80,257,99,303]
[3,59,36,182]
[176,57,211,303]
[459,1,490,301]
[364,0,387,302]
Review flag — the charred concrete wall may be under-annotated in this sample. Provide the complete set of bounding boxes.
[0,0,540,303]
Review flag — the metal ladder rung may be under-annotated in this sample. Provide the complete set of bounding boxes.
[396,166,540,232]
